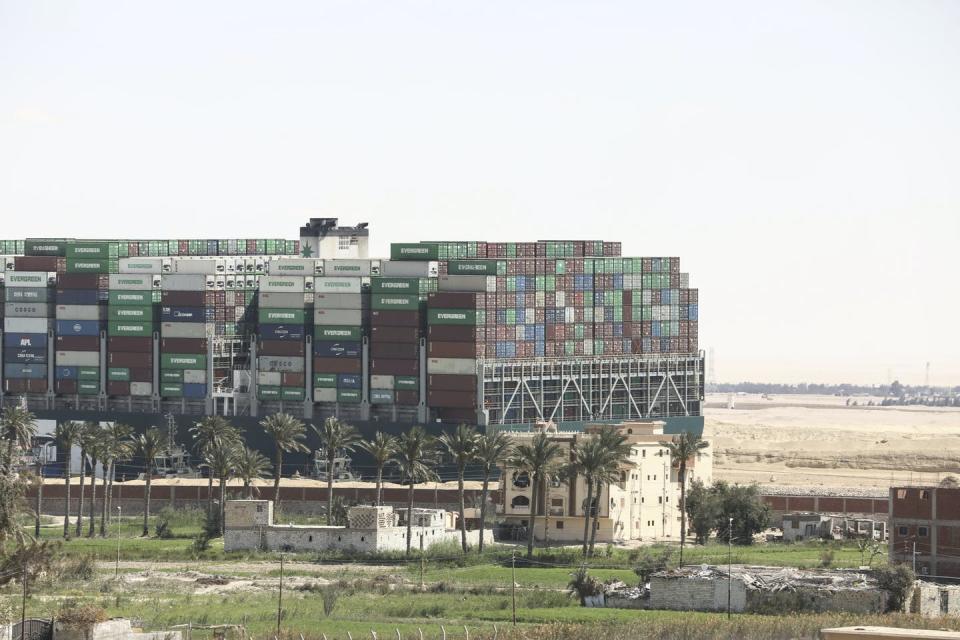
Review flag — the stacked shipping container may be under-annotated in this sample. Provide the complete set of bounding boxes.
[160,274,211,399]
[107,273,157,396]
[312,267,365,406]
[4,271,53,394]
[257,275,309,403]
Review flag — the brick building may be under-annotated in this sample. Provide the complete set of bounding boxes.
[889,485,960,578]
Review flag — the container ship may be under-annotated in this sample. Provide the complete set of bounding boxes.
[0,219,704,451]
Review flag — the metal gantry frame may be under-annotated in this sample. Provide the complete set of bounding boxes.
[479,352,704,426]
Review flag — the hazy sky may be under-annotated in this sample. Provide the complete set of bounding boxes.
[1,1,958,386]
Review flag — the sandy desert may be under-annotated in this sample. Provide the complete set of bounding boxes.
[706,393,960,493]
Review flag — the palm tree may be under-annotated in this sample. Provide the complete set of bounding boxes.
[134,428,164,537]
[473,430,513,553]
[235,446,272,498]
[439,424,479,553]
[190,417,241,516]
[85,426,105,538]
[260,413,309,505]
[76,422,99,538]
[2,405,37,475]
[663,431,709,566]
[394,426,437,556]
[100,423,133,537]
[565,438,603,556]
[202,441,238,535]
[54,421,83,539]
[313,417,362,524]
[358,432,397,507]
[587,427,632,556]
[509,432,563,558]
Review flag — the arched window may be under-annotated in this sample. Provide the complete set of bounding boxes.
[511,495,530,509]
[512,472,530,488]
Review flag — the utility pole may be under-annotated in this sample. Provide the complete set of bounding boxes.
[419,533,425,590]
[35,467,43,538]
[511,551,517,626]
[20,559,27,640]
[116,506,122,578]
[913,542,917,574]
[277,554,284,637]
[727,516,733,620]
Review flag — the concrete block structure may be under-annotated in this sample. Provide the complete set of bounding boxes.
[223,499,481,553]
[781,512,833,542]
[497,419,711,543]
[889,485,960,578]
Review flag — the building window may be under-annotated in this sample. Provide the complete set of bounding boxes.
[511,495,530,509]
[897,489,907,499]
[658,497,662,504]
[556,521,564,530]
[256,504,263,513]
[642,450,646,458]
[512,472,530,488]
[919,526,929,537]
[339,235,351,251]
[308,535,313,542]
[899,526,908,536]
[920,490,931,500]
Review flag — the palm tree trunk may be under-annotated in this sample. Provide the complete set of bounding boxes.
[526,472,538,559]
[478,470,490,553]
[219,476,226,536]
[541,476,550,549]
[581,478,594,556]
[207,474,214,517]
[273,451,283,506]
[327,453,335,525]
[244,479,252,499]
[457,466,467,553]
[143,469,152,537]
[87,457,97,537]
[5,439,14,476]
[100,460,111,537]
[375,466,383,507]
[678,463,686,567]
[63,449,72,539]
[588,481,602,556]
[405,480,414,556]
[75,449,86,538]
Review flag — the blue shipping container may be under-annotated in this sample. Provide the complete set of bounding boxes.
[55,289,100,305]
[3,333,48,349]
[182,383,207,398]
[161,306,205,322]
[4,348,48,364]
[5,363,47,379]
[55,366,79,379]
[338,374,361,389]
[313,341,361,358]
[56,320,100,336]
[259,323,305,341]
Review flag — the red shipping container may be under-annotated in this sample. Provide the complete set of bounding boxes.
[370,310,420,327]
[129,367,152,382]
[427,374,476,392]
[14,256,60,271]
[427,325,483,342]
[108,336,152,353]
[160,338,207,353]
[370,325,419,343]
[427,292,483,309]
[395,389,419,406]
[108,352,152,367]
[56,335,100,351]
[161,291,205,306]
[370,358,418,376]
[57,273,101,289]
[56,380,78,394]
[259,340,305,357]
[107,381,130,396]
[312,357,362,374]
[428,341,477,359]
[370,342,418,359]
[281,372,305,387]
[5,379,48,393]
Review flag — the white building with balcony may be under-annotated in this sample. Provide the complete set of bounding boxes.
[497,420,711,544]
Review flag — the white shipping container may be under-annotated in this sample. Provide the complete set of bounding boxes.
[4,302,54,318]
[4,317,53,333]
[314,277,363,293]
[109,274,158,290]
[438,275,489,292]
[313,388,337,403]
[160,322,210,338]
[325,259,378,277]
[370,375,395,389]
[257,356,305,373]
[6,271,51,288]
[56,351,100,367]
[257,371,282,386]
[260,275,307,293]
[119,258,167,274]
[183,369,207,384]
[130,382,153,396]
[380,260,439,278]
[313,308,363,325]
[427,357,476,375]
[161,274,212,291]
[267,259,324,276]
[174,259,221,275]
[257,292,307,309]
[313,292,365,310]
[55,305,104,321]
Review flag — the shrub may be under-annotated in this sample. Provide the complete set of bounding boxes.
[59,555,97,581]
[819,548,835,568]
[57,604,108,629]
[154,508,175,539]
[875,564,915,612]
[567,567,603,605]
[633,546,675,585]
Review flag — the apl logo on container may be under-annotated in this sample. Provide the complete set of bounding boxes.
[18,337,35,347]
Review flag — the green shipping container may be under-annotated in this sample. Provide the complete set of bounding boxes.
[161,370,184,383]
[447,260,497,276]
[337,389,361,403]
[78,367,100,381]
[160,383,183,397]
[371,293,420,310]
[370,277,421,294]
[109,321,153,337]
[161,353,207,369]
[77,380,100,395]
[109,291,153,306]
[25,239,69,256]
[258,386,282,400]
[67,242,114,259]
[281,387,304,401]
[258,308,306,324]
[370,389,394,404]
[314,325,363,341]
[390,243,439,261]
[428,309,478,325]
[108,305,154,322]
[108,368,130,382]
[313,373,337,388]
[394,376,419,390]
[66,258,108,273]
